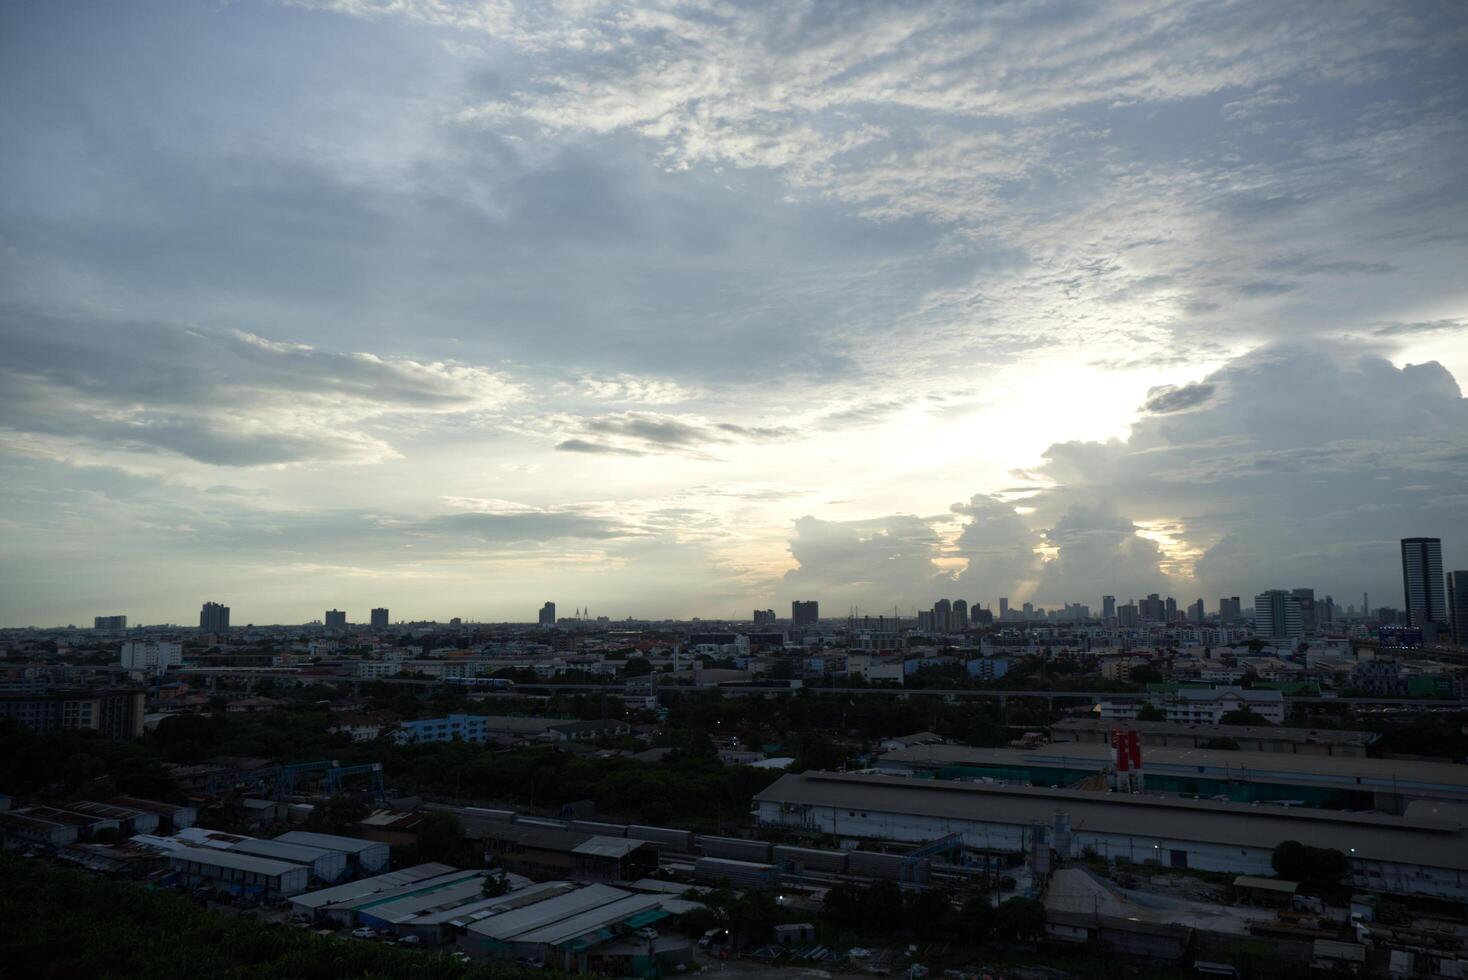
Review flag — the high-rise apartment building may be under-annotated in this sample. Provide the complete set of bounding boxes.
[1254,590,1303,641]
[199,601,230,633]
[933,599,951,632]
[1401,537,1447,633]
[370,607,389,628]
[1448,570,1468,646]
[792,600,820,625]
[93,615,128,630]
[1102,596,1116,622]
[1189,598,1205,622]
[999,597,1009,620]
[538,601,556,627]
[324,609,347,629]
[1218,597,1242,623]
[753,609,776,625]
[952,599,968,630]
[1117,603,1139,627]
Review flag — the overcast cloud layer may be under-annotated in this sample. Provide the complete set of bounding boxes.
[2,0,1466,625]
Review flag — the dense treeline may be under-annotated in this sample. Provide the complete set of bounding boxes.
[0,854,567,980]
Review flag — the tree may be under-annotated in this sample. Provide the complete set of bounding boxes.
[1136,702,1166,722]
[991,897,1044,942]
[481,874,510,898]
[622,657,654,677]
[414,811,471,865]
[1272,840,1348,889]
[307,794,369,835]
[1129,665,1164,685]
[904,888,955,942]
[1220,708,1270,726]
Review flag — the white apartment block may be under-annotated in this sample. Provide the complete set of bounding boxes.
[119,641,183,674]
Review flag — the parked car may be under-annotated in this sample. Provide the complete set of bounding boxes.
[699,928,727,948]
[351,927,376,939]
[396,935,422,947]
[635,927,659,940]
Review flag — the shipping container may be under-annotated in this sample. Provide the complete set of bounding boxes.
[772,845,848,874]
[627,825,695,851]
[693,857,778,890]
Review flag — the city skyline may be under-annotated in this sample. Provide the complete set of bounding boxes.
[3,2,1468,625]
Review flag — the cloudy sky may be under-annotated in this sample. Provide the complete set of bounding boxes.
[2,0,1467,626]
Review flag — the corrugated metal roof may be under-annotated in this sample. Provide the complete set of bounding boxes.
[754,771,1468,870]
[274,830,386,855]
[467,884,631,941]
[166,844,303,877]
[290,863,457,909]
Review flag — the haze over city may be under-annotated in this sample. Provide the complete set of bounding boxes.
[3,0,1467,626]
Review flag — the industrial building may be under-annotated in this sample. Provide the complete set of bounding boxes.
[478,823,660,882]
[754,770,1468,900]
[171,828,350,882]
[876,742,1468,812]
[1050,718,1377,757]
[457,881,693,973]
[318,868,490,927]
[273,830,389,873]
[166,844,310,898]
[288,862,459,917]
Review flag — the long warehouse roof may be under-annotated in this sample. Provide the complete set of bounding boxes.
[165,844,303,877]
[754,771,1468,870]
[879,743,1468,789]
[290,863,456,909]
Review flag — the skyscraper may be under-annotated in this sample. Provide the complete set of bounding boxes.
[93,615,127,630]
[1189,598,1205,623]
[1292,588,1316,631]
[1254,590,1303,642]
[952,599,968,630]
[1448,570,1468,646]
[371,607,389,628]
[999,597,1009,620]
[1401,537,1447,633]
[199,601,230,633]
[1102,595,1116,622]
[1218,597,1242,623]
[933,599,951,632]
[538,601,556,626]
[325,609,347,629]
[792,600,819,625]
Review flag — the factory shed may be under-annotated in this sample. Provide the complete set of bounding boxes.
[0,810,78,849]
[481,823,658,881]
[288,862,456,916]
[273,830,390,873]
[321,869,487,927]
[108,796,197,831]
[755,770,1468,900]
[167,844,310,898]
[66,801,160,835]
[174,828,349,882]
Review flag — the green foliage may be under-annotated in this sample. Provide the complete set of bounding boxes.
[991,896,1045,942]
[1219,708,1271,726]
[0,854,567,980]
[414,811,479,867]
[1135,703,1166,722]
[1271,840,1349,888]
[0,720,182,802]
[1128,665,1164,685]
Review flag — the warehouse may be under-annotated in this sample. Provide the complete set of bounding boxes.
[0,810,78,849]
[877,742,1468,812]
[167,844,310,898]
[754,771,1468,900]
[273,830,389,873]
[389,880,570,947]
[458,881,692,974]
[480,823,659,882]
[174,828,350,882]
[109,796,197,831]
[352,872,491,931]
[66,800,160,835]
[319,868,488,927]
[288,862,458,917]
[1050,718,1376,757]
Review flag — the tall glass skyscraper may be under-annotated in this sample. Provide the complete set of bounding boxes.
[1400,537,1446,631]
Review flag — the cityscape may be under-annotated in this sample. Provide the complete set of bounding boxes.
[4,2,1468,980]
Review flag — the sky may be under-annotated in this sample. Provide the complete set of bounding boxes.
[2,0,1467,627]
